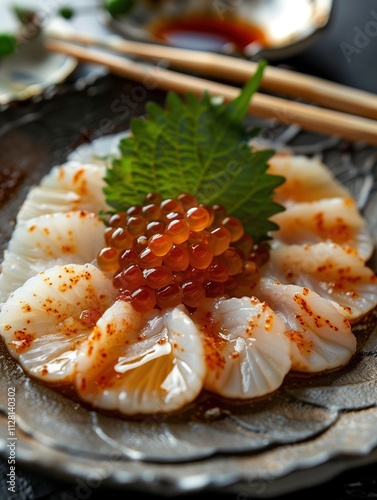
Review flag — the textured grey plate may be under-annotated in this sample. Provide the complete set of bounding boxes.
[0,93,376,497]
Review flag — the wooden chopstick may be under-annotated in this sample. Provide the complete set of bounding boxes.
[45,38,377,147]
[46,29,377,121]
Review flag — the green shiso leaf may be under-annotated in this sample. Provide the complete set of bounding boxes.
[104,60,285,241]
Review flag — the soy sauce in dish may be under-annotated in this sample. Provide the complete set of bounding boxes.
[150,15,267,53]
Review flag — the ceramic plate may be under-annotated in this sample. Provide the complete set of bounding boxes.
[0,75,376,497]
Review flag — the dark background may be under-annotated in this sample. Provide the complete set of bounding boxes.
[1,0,377,498]
[285,0,377,93]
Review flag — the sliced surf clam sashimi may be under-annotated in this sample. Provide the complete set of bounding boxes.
[267,154,351,205]
[269,197,374,261]
[0,211,106,304]
[265,242,377,323]
[0,263,117,383]
[16,162,109,222]
[75,301,206,415]
[255,278,356,373]
[193,297,291,399]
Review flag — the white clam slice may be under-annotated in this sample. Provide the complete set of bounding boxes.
[0,263,116,383]
[67,131,129,165]
[17,162,109,222]
[255,278,356,373]
[75,301,205,415]
[266,242,377,322]
[0,211,106,303]
[267,154,350,205]
[270,198,373,260]
[193,297,291,400]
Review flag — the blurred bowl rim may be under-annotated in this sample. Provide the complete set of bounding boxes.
[100,0,334,61]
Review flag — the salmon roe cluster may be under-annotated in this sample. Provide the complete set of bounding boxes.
[96,193,270,313]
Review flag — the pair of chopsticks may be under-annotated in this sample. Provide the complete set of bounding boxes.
[45,29,377,146]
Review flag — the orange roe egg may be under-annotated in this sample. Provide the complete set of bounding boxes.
[222,216,244,242]
[137,248,163,268]
[144,192,162,205]
[188,229,210,245]
[177,193,198,209]
[79,309,101,328]
[207,262,229,282]
[203,280,225,298]
[131,286,156,313]
[165,219,190,244]
[127,205,142,217]
[156,283,183,309]
[142,203,162,221]
[212,204,228,225]
[134,235,148,253]
[188,242,213,269]
[220,248,243,275]
[209,226,231,256]
[181,280,205,308]
[163,244,190,271]
[146,221,166,236]
[143,266,173,289]
[238,261,260,288]
[174,271,185,283]
[127,215,147,237]
[165,211,183,222]
[184,266,208,283]
[114,264,146,291]
[110,227,134,250]
[118,248,138,268]
[224,275,239,293]
[186,206,210,231]
[233,233,254,258]
[161,198,184,215]
[109,212,127,228]
[148,233,173,256]
[250,242,270,266]
[97,247,119,272]
[104,226,115,246]
[169,200,185,214]
[201,204,215,227]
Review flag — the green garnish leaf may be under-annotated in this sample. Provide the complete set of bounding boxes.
[59,7,74,19]
[104,61,285,241]
[103,0,136,17]
[228,59,267,122]
[0,33,18,57]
